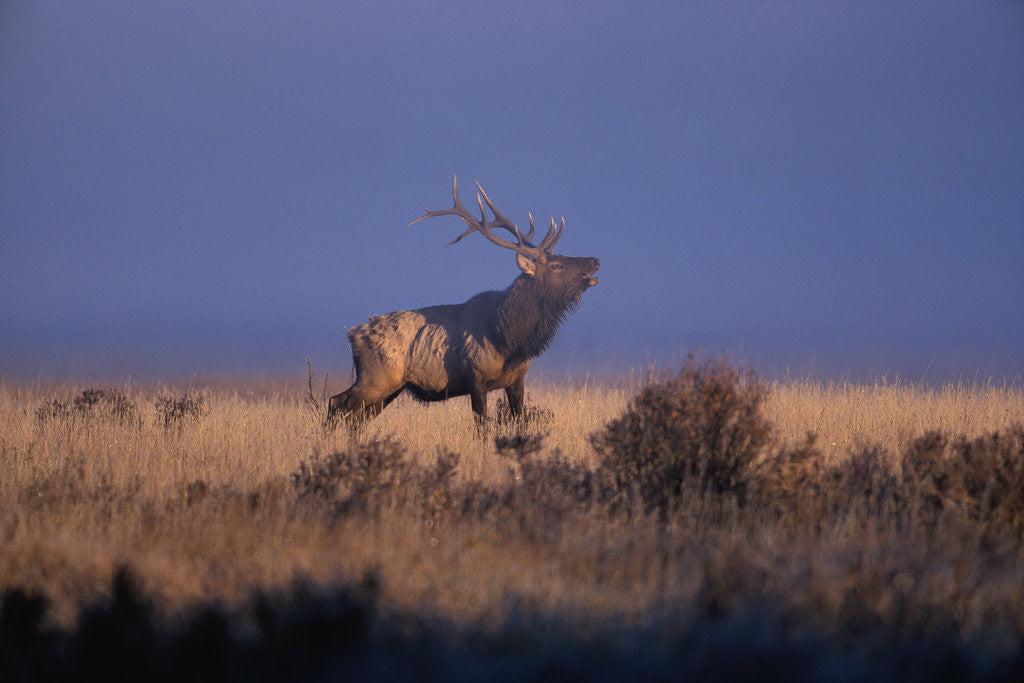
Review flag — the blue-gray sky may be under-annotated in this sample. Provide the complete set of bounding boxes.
[2,2,1022,383]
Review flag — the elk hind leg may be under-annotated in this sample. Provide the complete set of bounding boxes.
[469,383,493,436]
[502,378,525,422]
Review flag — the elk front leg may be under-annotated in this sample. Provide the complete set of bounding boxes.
[504,378,525,421]
[326,385,402,431]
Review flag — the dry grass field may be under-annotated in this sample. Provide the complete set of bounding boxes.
[1,360,1023,680]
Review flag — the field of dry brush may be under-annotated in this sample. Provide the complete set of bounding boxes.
[1,360,1022,680]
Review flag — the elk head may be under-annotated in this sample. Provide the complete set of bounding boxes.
[409,176,600,304]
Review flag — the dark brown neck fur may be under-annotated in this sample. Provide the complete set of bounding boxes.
[490,274,580,365]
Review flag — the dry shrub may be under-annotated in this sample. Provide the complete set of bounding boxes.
[491,432,609,538]
[901,426,1024,531]
[17,454,144,515]
[155,392,206,429]
[292,433,605,540]
[416,451,462,520]
[832,445,902,520]
[751,437,910,528]
[34,399,70,423]
[751,426,1024,534]
[750,434,827,519]
[292,439,408,513]
[591,357,771,516]
[74,389,134,415]
[291,439,459,518]
[513,452,607,531]
[494,432,546,464]
[35,388,138,425]
[753,443,901,525]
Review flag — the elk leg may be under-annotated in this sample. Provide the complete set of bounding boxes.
[352,389,403,426]
[326,385,402,430]
[469,384,488,427]
[504,379,525,420]
[325,389,355,428]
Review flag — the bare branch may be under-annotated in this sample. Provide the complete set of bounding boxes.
[305,357,329,428]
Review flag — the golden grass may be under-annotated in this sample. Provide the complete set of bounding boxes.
[766,378,1024,462]
[0,371,1022,641]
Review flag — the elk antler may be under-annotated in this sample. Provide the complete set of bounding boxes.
[410,176,563,258]
[539,215,564,253]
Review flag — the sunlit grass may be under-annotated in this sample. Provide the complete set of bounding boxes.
[1,369,1022,677]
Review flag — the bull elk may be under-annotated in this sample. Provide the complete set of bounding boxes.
[326,176,600,428]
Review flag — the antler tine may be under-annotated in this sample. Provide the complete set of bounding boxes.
[444,221,481,247]
[538,216,565,253]
[526,212,536,243]
[409,175,466,227]
[440,192,498,248]
[476,193,487,226]
[444,178,489,246]
[476,182,533,245]
[471,190,527,251]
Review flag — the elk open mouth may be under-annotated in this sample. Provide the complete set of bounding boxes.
[585,262,600,287]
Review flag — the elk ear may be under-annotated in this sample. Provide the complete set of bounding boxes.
[516,253,537,277]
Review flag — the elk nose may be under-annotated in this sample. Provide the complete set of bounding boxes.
[585,257,600,286]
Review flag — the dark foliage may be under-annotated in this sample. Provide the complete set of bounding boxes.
[34,399,70,422]
[0,587,53,681]
[292,439,460,519]
[901,426,1024,532]
[494,431,546,462]
[155,392,207,429]
[2,566,1022,682]
[752,437,901,526]
[487,431,610,538]
[74,388,138,424]
[750,426,1024,535]
[591,357,771,517]
[35,388,138,425]
[290,436,609,540]
[509,451,610,537]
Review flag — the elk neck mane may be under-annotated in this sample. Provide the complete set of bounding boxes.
[491,273,581,365]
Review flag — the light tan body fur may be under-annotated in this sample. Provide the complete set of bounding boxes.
[336,290,532,421]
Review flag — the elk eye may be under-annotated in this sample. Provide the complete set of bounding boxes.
[550,263,564,271]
